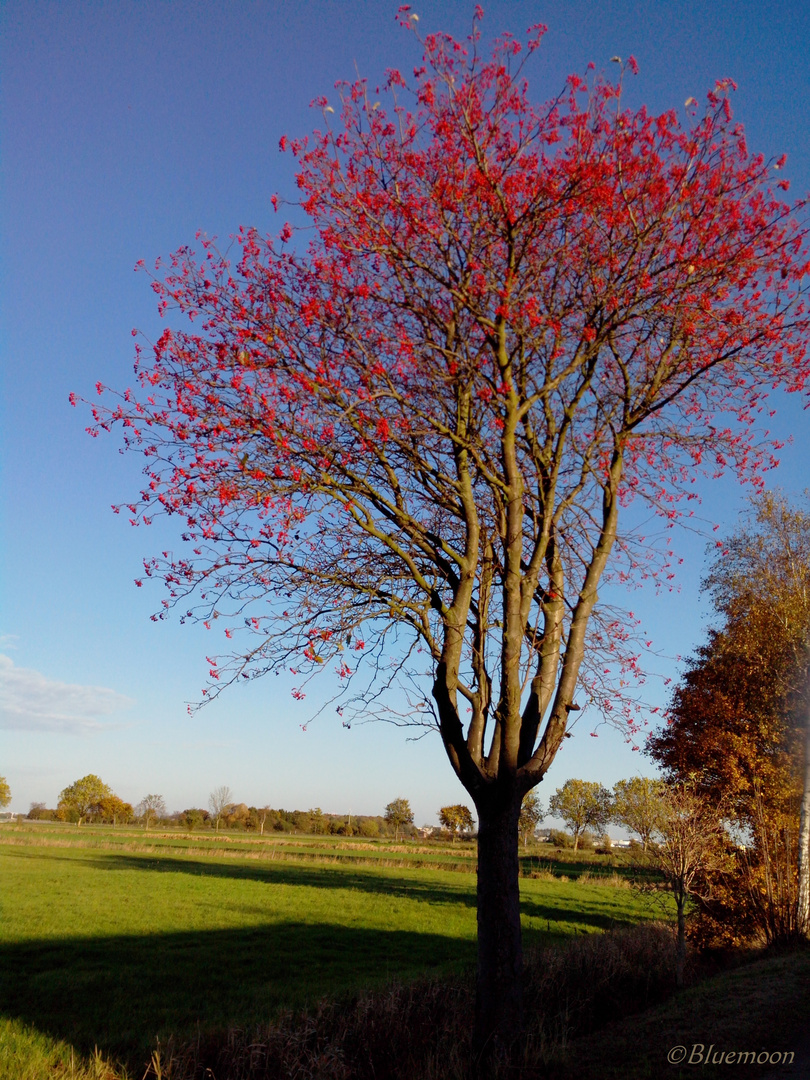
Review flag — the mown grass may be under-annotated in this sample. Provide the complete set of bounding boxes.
[3,823,641,877]
[0,826,652,1077]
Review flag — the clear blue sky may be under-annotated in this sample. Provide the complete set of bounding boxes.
[2,0,809,826]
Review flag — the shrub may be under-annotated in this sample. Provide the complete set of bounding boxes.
[547,829,573,848]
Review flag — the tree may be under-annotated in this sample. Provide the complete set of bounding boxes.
[439,803,475,839]
[95,795,134,826]
[307,807,328,834]
[518,792,544,849]
[57,775,113,826]
[82,12,810,1055]
[208,786,232,831]
[385,798,414,841]
[643,784,730,987]
[649,491,810,943]
[612,777,665,851]
[137,793,166,829]
[652,494,810,941]
[0,777,10,809]
[706,492,810,935]
[549,779,612,850]
[256,805,271,835]
[180,807,210,830]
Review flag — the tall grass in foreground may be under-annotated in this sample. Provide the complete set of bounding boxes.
[140,923,678,1080]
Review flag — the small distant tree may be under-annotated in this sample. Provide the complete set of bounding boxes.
[57,775,113,826]
[209,786,233,831]
[95,795,134,826]
[0,777,10,809]
[518,792,544,849]
[549,780,612,851]
[307,807,328,834]
[439,804,475,840]
[644,784,730,987]
[612,777,666,851]
[224,802,250,829]
[137,794,166,830]
[385,798,414,841]
[180,807,210,830]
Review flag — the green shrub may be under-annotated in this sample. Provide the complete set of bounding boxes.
[547,829,573,848]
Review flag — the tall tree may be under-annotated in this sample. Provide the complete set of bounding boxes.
[644,784,729,987]
[549,779,612,849]
[208,786,233,832]
[612,777,665,851]
[518,792,544,849]
[705,492,810,935]
[137,793,167,830]
[57,775,113,826]
[0,777,10,810]
[648,491,810,943]
[385,797,414,841]
[81,13,810,1055]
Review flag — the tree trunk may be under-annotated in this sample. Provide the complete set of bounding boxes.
[675,896,686,988]
[473,791,524,1065]
[797,707,810,936]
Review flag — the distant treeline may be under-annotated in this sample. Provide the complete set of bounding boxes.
[26,801,417,837]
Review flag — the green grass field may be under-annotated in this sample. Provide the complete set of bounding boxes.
[0,823,652,1077]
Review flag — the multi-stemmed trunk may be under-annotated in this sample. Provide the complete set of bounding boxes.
[473,788,524,1064]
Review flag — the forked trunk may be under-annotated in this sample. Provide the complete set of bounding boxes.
[473,791,524,1065]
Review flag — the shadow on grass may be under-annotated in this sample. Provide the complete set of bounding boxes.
[29,849,644,930]
[0,922,475,1072]
[20,846,648,924]
[1,856,648,1073]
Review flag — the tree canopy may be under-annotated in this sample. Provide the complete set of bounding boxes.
[649,491,810,943]
[209,786,233,831]
[137,794,167,829]
[81,11,810,1055]
[0,777,10,810]
[549,778,612,849]
[57,775,113,825]
[518,792,544,848]
[439,803,475,837]
[385,797,414,840]
[612,777,665,850]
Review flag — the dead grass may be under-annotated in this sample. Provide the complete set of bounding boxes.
[134,922,680,1080]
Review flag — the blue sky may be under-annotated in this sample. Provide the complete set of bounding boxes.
[2,0,809,826]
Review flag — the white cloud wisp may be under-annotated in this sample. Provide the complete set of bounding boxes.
[0,654,134,734]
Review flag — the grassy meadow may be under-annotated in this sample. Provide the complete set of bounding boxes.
[0,822,652,1077]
